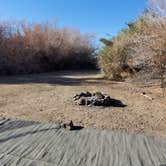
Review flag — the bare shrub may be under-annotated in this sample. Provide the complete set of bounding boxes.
[148,0,166,15]
[99,11,166,83]
[0,21,97,75]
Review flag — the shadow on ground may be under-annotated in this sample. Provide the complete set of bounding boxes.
[0,119,84,144]
[0,71,119,86]
[0,119,40,133]
[108,98,127,107]
[71,125,84,130]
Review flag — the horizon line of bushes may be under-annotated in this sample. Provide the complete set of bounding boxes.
[0,21,97,75]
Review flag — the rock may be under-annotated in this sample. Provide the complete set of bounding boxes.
[77,97,92,105]
[73,91,126,107]
[74,92,92,101]
[77,97,86,105]
[93,99,103,106]
[73,94,80,101]
[94,92,105,99]
[79,92,86,97]
[85,97,91,105]
[103,96,112,106]
[79,97,91,105]
[142,92,146,95]
[61,120,74,130]
[86,91,92,97]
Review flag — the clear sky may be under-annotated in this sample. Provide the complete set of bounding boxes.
[0,0,147,39]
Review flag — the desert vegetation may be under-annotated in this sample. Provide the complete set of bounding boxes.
[99,0,166,83]
[0,21,97,75]
[1,0,166,140]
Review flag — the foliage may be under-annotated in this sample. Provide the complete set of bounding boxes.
[0,21,97,75]
[99,10,166,81]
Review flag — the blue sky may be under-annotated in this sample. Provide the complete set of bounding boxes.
[0,0,147,39]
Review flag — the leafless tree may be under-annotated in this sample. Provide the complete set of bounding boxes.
[148,0,166,15]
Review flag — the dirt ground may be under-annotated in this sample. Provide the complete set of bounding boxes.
[0,71,166,138]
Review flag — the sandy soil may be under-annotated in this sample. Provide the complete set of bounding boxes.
[0,71,166,138]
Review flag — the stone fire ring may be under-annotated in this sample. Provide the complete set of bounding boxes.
[73,92,126,107]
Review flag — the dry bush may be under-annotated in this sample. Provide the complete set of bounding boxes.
[99,0,166,80]
[0,21,97,75]
[148,0,166,15]
[99,11,166,81]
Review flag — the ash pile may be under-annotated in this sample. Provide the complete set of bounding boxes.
[73,92,126,107]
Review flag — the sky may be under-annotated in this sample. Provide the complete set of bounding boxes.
[0,0,147,39]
